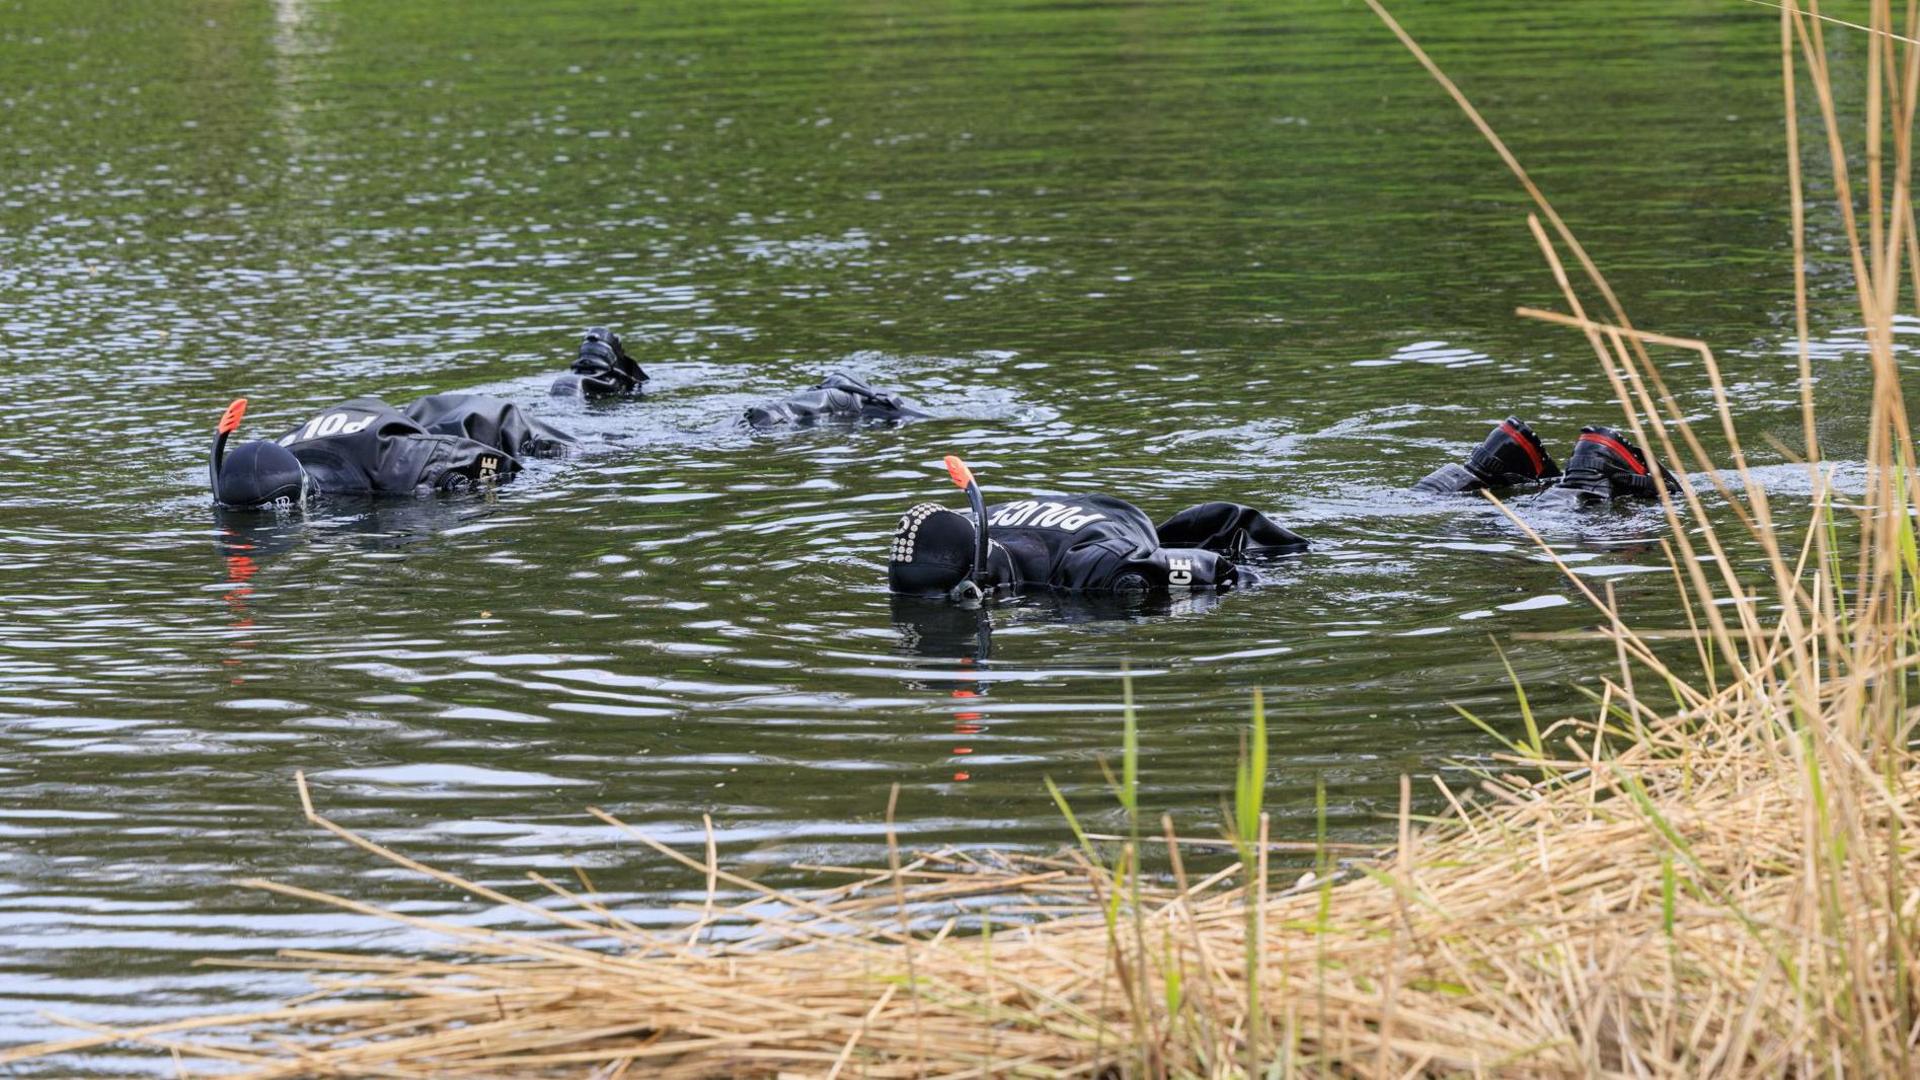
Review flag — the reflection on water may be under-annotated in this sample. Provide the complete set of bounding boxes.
[0,0,1877,1068]
[891,594,993,662]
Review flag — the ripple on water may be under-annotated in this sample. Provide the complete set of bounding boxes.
[0,0,1849,1068]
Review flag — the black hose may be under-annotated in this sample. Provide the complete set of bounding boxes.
[962,478,988,584]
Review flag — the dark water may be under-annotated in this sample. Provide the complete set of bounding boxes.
[0,0,1879,1064]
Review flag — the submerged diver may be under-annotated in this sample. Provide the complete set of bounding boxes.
[208,392,576,509]
[550,326,649,398]
[744,372,929,429]
[887,457,1308,600]
[1414,415,1678,505]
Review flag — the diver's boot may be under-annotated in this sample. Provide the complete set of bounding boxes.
[1414,416,1560,494]
[1550,425,1675,502]
[571,327,648,395]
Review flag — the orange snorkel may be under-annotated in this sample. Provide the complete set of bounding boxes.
[208,398,248,494]
[944,454,990,600]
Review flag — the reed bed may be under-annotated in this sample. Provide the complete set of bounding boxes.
[11,0,1920,1075]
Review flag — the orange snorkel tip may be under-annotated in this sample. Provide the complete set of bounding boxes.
[943,454,974,490]
[218,398,248,435]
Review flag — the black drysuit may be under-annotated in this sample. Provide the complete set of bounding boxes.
[745,373,929,429]
[979,495,1306,593]
[275,394,576,497]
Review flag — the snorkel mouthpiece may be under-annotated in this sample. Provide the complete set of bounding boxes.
[209,397,249,493]
[943,454,990,601]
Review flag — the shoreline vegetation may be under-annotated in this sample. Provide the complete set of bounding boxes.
[11,0,1920,1074]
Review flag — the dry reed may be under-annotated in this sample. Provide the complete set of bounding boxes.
[9,0,1920,1074]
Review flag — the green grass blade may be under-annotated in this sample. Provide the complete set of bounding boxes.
[1045,774,1104,872]
[1491,637,1544,762]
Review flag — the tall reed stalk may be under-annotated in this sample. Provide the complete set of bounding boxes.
[7,2,1920,1076]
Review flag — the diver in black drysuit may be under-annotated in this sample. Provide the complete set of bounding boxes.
[209,393,577,509]
[550,326,649,398]
[745,373,929,429]
[1413,415,1679,506]
[887,458,1307,600]
[211,326,651,508]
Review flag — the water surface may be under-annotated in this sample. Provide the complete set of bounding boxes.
[0,0,1876,1065]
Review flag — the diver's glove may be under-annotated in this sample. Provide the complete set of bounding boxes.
[1414,416,1559,493]
[1554,425,1675,501]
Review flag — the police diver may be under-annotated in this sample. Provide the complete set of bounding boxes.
[208,393,576,510]
[744,372,929,429]
[887,457,1308,600]
[1413,415,1679,506]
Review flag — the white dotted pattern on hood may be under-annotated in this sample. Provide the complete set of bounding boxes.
[890,502,949,564]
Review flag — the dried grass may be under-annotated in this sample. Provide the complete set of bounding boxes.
[9,0,1920,1075]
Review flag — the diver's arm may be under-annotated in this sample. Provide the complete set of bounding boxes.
[403,395,577,458]
[744,389,838,427]
[440,440,520,489]
[1104,548,1242,593]
[1154,502,1307,556]
[494,406,574,458]
[372,433,522,494]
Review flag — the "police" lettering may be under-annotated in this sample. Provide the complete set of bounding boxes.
[989,500,1106,532]
[1168,557,1194,587]
[282,412,376,445]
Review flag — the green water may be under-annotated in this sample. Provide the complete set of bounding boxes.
[0,0,1875,1066]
